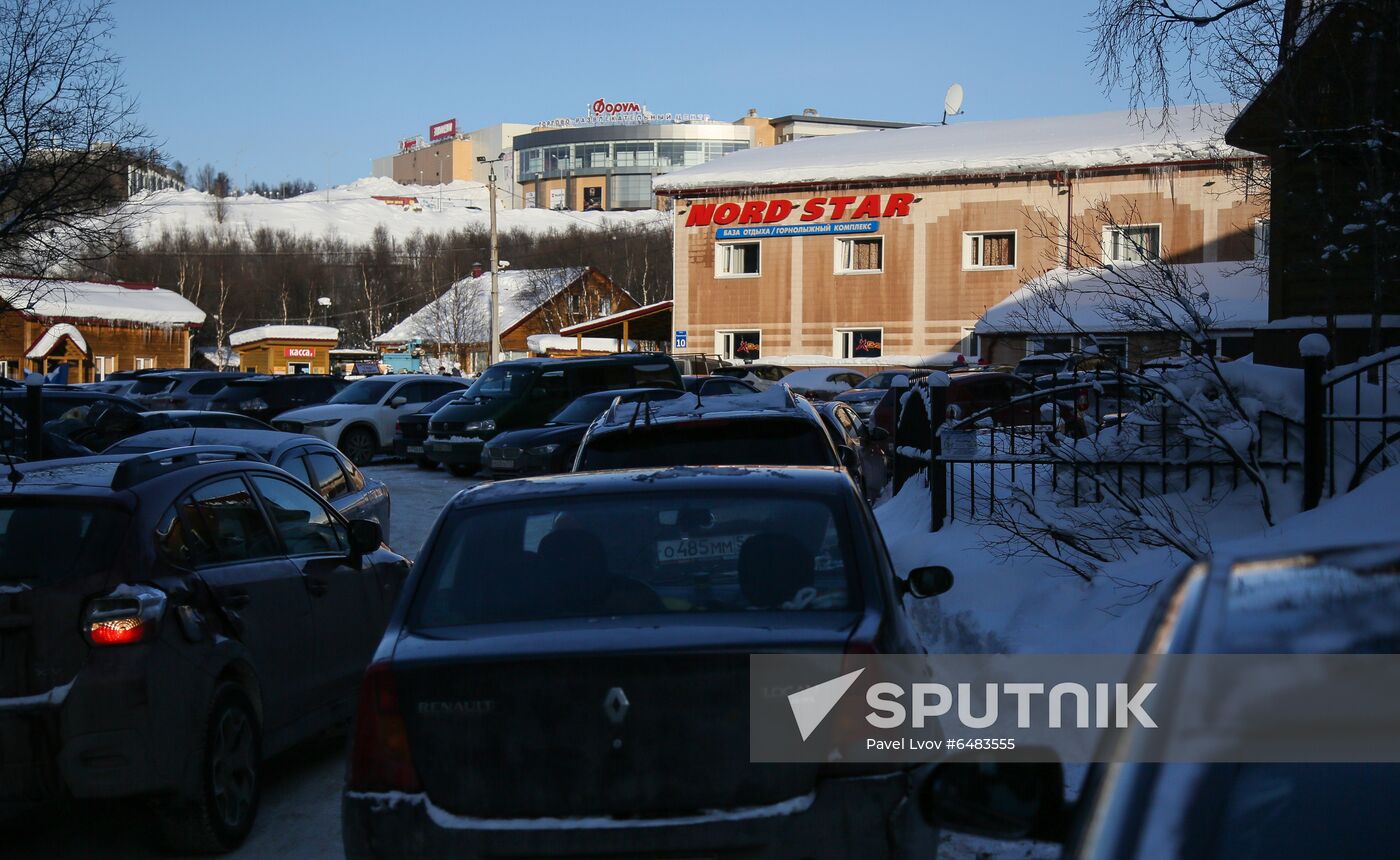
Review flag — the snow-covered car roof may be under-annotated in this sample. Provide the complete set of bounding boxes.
[104,428,324,459]
[594,384,816,429]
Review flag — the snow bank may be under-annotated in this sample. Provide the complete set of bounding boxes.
[123,177,669,247]
[656,105,1243,191]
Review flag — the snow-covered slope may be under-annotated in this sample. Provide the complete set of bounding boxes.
[121,177,668,246]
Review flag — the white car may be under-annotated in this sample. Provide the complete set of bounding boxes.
[272,375,469,465]
[710,363,794,392]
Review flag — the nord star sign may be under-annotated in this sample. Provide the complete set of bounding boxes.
[685,193,915,229]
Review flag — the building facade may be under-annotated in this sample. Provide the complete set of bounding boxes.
[229,325,339,375]
[376,121,533,206]
[0,278,204,382]
[656,108,1267,368]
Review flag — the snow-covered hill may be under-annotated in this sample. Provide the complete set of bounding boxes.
[121,177,668,246]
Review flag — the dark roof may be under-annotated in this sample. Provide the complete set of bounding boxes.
[769,115,923,129]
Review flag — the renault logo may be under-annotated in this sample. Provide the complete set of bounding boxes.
[602,687,630,724]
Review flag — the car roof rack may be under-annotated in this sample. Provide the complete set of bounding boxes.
[111,445,269,490]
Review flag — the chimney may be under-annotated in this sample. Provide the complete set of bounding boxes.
[802,107,818,116]
[471,262,484,278]
[747,107,758,117]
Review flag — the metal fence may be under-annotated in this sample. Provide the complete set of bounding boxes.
[1304,344,1400,506]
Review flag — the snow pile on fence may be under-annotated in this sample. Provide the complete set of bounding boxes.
[122,177,668,246]
[656,105,1242,191]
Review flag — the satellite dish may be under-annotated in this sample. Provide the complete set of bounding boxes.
[942,83,965,124]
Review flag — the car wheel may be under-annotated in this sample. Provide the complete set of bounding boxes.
[414,455,438,470]
[340,427,377,466]
[448,462,477,477]
[158,682,261,853]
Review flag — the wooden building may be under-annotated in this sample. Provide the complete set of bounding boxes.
[0,277,204,382]
[228,325,339,375]
[1226,0,1400,366]
[373,266,637,373]
[654,106,1267,369]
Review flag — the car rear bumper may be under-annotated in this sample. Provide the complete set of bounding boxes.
[343,767,936,859]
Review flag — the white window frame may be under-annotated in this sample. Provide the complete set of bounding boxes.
[0,360,9,381]
[94,355,116,380]
[1254,218,1270,260]
[962,230,1018,270]
[834,327,885,360]
[1026,336,1074,356]
[716,329,762,362]
[959,326,980,358]
[834,235,884,275]
[134,356,156,370]
[716,241,761,279]
[1102,224,1162,263]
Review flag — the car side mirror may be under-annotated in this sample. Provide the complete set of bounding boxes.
[904,565,953,598]
[389,396,408,407]
[347,519,382,557]
[838,445,859,472]
[924,757,1066,842]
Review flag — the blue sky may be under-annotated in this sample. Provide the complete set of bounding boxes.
[109,0,1221,187]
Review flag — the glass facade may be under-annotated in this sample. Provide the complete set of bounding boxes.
[517,139,748,182]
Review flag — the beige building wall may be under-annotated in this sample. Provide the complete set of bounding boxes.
[392,138,474,185]
[670,162,1265,365]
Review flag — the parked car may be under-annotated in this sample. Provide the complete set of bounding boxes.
[206,374,349,425]
[835,369,915,421]
[780,367,868,401]
[871,372,1083,441]
[932,540,1400,859]
[670,353,731,375]
[105,428,391,540]
[573,385,842,473]
[127,371,249,412]
[815,399,889,500]
[273,376,469,466]
[342,466,952,859]
[710,363,794,391]
[1015,352,1121,383]
[682,374,760,396]
[426,354,683,476]
[81,379,141,398]
[0,388,142,458]
[480,387,686,479]
[392,391,467,469]
[140,410,275,431]
[0,447,409,851]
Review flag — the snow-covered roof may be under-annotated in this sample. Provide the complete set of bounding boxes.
[558,299,673,336]
[655,105,1246,192]
[526,334,635,353]
[229,324,339,346]
[374,267,588,345]
[974,262,1268,335]
[0,277,206,327]
[26,324,88,358]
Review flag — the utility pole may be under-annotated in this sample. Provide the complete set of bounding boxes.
[485,156,502,366]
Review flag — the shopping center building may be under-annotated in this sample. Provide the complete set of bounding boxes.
[654,106,1269,368]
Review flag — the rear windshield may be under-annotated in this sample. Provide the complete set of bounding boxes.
[463,365,538,399]
[0,502,128,586]
[130,377,178,395]
[412,491,859,628]
[577,419,837,471]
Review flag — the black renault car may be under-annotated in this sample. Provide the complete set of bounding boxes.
[425,354,682,476]
[478,387,685,478]
[0,448,410,852]
[342,466,952,859]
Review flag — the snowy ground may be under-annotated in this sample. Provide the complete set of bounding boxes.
[9,460,477,860]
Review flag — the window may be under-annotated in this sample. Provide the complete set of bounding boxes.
[717,242,760,277]
[836,237,883,273]
[632,362,680,389]
[306,451,350,499]
[189,378,230,395]
[1103,225,1161,262]
[718,330,761,361]
[1083,336,1129,365]
[95,356,116,381]
[287,362,310,375]
[251,475,346,556]
[1027,336,1073,355]
[186,478,279,564]
[276,452,314,487]
[1254,218,1270,260]
[135,357,156,370]
[835,328,883,359]
[608,174,653,210]
[964,231,1016,268]
[567,293,581,315]
[959,327,980,358]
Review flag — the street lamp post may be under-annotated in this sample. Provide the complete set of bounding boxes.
[478,152,507,366]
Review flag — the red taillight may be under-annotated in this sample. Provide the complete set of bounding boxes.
[88,617,149,645]
[349,663,422,793]
[394,421,402,434]
[1076,392,1090,412]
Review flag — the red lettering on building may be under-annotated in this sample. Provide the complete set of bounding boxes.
[827,196,857,219]
[739,201,767,224]
[686,203,716,227]
[851,194,883,219]
[712,202,741,225]
[763,199,793,223]
[800,198,827,222]
[882,193,914,218]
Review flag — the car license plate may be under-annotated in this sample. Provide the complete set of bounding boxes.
[407,445,423,454]
[491,458,515,470]
[657,535,748,563]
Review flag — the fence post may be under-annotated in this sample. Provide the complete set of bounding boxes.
[24,377,42,462]
[1300,333,1330,511]
[927,372,950,532]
